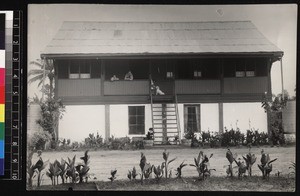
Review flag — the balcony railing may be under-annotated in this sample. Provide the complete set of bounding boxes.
[57,79,101,97]
[224,77,268,94]
[103,80,149,95]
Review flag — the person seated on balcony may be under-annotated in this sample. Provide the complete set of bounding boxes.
[124,71,133,80]
[110,75,119,81]
[156,86,165,95]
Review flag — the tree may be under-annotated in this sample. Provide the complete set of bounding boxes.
[28,58,55,99]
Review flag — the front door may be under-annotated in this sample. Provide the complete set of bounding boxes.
[184,104,201,133]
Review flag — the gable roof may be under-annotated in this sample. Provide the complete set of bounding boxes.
[41,21,283,57]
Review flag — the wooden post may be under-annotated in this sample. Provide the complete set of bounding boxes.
[267,58,272,141]
[218,102,224,134]
[105,104,110,140]
[280,58,284,99]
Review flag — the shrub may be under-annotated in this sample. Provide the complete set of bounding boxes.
[29,130,52,150]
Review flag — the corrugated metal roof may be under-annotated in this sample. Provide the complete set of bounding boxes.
[42,21,283,56]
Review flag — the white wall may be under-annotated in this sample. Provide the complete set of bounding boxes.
[110,104,152,138]
[223,102,267,133]
[58,105,105,142]
[201,103,219,132]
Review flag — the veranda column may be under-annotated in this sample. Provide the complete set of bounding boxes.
[105,104,110,140]
[218,102,224,134]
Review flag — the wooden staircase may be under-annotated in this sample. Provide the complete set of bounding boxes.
[150,94,181,145]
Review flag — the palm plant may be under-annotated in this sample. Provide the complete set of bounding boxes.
[28,59,55,99]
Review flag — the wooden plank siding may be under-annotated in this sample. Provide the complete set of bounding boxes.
[175,80,220,94]
[57,79,101,97]
[224,77,268,94]
[103,80,149,95]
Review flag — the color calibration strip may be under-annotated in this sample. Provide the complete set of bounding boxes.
[0,13,5,176]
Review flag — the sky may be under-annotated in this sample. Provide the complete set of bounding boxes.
[28,4,297,98]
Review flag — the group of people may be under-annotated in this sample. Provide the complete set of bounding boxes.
[110,71,165,95]
[111,71,133,81]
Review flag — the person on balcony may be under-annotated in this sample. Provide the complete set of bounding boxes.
[156,86,165,95]
[111,75,119,81]
[124,71,133,80]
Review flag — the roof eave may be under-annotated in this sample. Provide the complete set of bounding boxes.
[41,51,284,59]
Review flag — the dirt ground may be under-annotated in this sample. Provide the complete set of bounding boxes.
[30,146,296,191]
[34,176,295,191]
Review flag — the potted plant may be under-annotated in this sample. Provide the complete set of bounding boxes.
[181,128,194,147]
[143,128,154,147]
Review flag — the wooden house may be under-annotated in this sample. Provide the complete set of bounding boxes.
[41,21,283,144]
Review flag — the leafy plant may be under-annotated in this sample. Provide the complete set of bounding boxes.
[233,157,248,178]
[33,157,49,187]
[257,149,278,180]
[65,155,77,183]
[36,97,65,149]
[26,151,35,187]
[46,161,62,185]
[175,161,187,178]
[262,93,288,145]
[225,148,237,177]
[162,149,176,179]
[190,151,214,180]
[153,163,164,182]
[127,166,138,181]
[109,169,117,182]
[242,147,256,176]
[76,150,90,183]
[288,162,296,178]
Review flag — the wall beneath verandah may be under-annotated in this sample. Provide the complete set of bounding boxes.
[223,102,268,133]
[58,105,105,143]
[110,104,152,138]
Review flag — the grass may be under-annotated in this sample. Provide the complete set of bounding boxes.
[32,176,295,191]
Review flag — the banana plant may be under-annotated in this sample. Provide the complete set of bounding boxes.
[190,151,214,181]
[162,149,176,179]
[226,149,237,177]
[175,161,187,178]
[153,163,164,183]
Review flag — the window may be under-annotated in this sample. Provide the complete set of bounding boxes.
[56,59,101,79]
[194,70,202,78]
[184,105,200,133]
[224,59,258,78]
[128,106,145,135]
[166,71,173,78]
